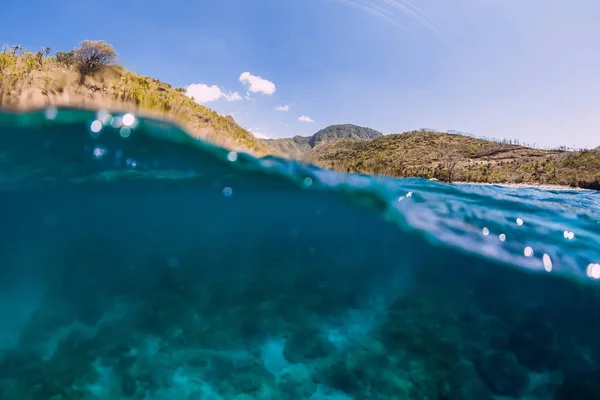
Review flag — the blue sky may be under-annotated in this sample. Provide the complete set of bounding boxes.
[2,0,599,148]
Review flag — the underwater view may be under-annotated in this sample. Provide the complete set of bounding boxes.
[0,108,599,399]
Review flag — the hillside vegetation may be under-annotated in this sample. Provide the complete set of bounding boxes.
[0,41,268,154]
[309,131,600,189]
[2,42,599,189]
[263,124,382,158]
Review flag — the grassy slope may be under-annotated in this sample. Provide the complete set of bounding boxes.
[262,136,311,159]
[309,131,600,189]
[1,52,598,188]
[0,52,269,155]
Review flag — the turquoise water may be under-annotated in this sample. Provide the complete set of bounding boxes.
[0,108,599,399]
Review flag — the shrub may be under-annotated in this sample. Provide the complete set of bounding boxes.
[22,53,37,72]
[55,51,75,67]
[0,53,17,73]
[73,40,117,75]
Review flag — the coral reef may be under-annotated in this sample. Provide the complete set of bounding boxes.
[1,253,599,400]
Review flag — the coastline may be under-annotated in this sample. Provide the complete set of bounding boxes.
[451,181,587,191]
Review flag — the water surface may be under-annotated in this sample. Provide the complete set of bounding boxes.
[0,108,599,399]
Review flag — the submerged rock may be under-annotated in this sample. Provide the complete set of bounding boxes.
[555,370,600,400]
[121,373,137,396]
[74,298,106,326]
[508,318,558,372]
[477,351,530,397]
[278,363,317,399]
[283,328,335,363]
[449,361,493,400]
[322,361,361,396]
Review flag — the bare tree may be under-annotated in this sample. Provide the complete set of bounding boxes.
[10,45,22,55]
[439,152,462,183]
[74,40,117,76]
[35,50,43,67]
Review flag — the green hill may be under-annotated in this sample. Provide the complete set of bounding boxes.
[263,124,382,157]
[0,42,268,155]
[308,124,382,147]
[309,130,600,189]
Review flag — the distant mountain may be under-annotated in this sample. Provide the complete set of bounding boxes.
[308,124,382,147]
[263,124,382,157]
[261,136,311,158]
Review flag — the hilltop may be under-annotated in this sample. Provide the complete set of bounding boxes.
[0,42,268,155]
[309,130,600,189]
[264,124,599,189]
[263,124,382,158]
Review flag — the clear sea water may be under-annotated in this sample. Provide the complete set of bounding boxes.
[0,108,599,399]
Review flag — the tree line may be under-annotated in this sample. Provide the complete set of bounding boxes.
[419,128,586,152]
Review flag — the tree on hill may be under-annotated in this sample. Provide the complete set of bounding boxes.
[55,51,75,67]
[74,40,117,76]
[441,154,461,183]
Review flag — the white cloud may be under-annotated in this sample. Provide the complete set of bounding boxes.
[248,127,271,139]
[275,105,290,111]
[239,72,276,95]
[298,115,314,122]
[226,92,242,102]
[186,83,242,104]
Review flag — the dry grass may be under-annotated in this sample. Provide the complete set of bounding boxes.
[308,131,600,189]
[0,52,269,155]
[3,51,598,189]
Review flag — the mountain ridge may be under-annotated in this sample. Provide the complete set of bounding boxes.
[262,124,382,157]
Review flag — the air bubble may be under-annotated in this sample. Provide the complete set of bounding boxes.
[119,127,131,138]
[90,120,102,134]
[111,117,123,128]
[45,107,58,120]
[542,254,553,272]
[93,147,106,159]
[96,110,111,124]
[227,152,238,162]
[122,113,136,127]
[563,231,575,240]
[587,263,600,280]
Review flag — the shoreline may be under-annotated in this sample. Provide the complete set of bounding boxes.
[451,181,587,191]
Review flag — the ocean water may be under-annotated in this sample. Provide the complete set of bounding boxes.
[0,108,599,400]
